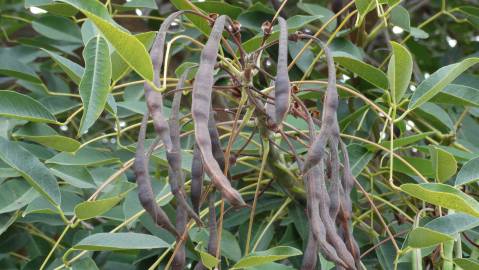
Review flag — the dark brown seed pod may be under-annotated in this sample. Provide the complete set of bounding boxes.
[167,70,203,228]
[191,15,246,208]
[134,113,179,237]
[170,71,200,270]
[274,17,291,126]
[301,39,339,175]
[191,144,204,214]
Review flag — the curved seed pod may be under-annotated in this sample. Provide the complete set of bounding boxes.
[317,145,356,269]
[207,193,218,257]
[274,17,291,126]
[144,11,188,153]
[302,42,338,175]
[193,193,218,270]
[339,141,361,265]
[306,165,346,267]
[134,113,178,237]
[170,72,197,270]
[167,71,203,227]
[208,111,225,170]
[191,144,204,214]
[301,229,318,270]
[192,15,245,207]
[328,138,341,220]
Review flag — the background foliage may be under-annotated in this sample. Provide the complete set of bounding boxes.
[1,0,479,269]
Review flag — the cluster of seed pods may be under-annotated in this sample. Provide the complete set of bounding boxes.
[134,10,360,270]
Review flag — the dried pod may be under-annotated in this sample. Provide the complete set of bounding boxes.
[134,113,178,237]
[274,17,291,126]
[191,15,246,208]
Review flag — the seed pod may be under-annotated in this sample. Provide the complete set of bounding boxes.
[192,15,245,208]
[193,193,218,270]
[301,42,338,175]
[339,141,361,265]
[144,11,188,153]
[170,71,198,270]
[167,70,203,227]
[301,229,318,270]
[306,165,346,267]
[274,17,291,126]
[134,113,178,237]
[208,111,225,171]
[191,144,204,214]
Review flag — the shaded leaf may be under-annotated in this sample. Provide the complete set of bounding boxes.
[13,123,81,152]
[0,91,57,124]
[334,52,389,89]
[231,246,302,269]
[430,146,457,182]
[78,35,112,136]
[455,157,479,186]
[388,41,413,103]
[32,15,81,43]
[409,58,479,110]
[46,148,119,166]
[401,183,479,217]
[73,232,170,251]
[407,227,454,248]
[0,137,61,205]
[43,49,84,84]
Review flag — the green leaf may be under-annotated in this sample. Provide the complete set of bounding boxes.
[195,244,220,269]
[409,27,429,39]
[25,0,78,16]
[73,232,170,251]
[13,123,81,152]
[429,146,457,182]
[78,35,112,136]
[388,42,413,103]
[0,91,57,124]
[415,102,454,132]
[196,1,242,19]
[401,183,479,217]
[111,31,156,82]
[407,227,454,248]
[408,58,479,110]
[0,52,42,83]
[334,52,389,89]
[32,15,81,43]
[46,148,119,166]
[56,0,111,22]
[169,0,211,35]
[393,156,433,177]
[75,182,133,220]
[242,15,323,53]
[60,0,153,81]
[454,258,479,270]
[0,137,61,206]
[390,6,411,32]
[190,228,241,262]
[49,165,96,189]
[0,179,38,214]
[425,213,479,235]
[75,197,122,220]
[377,132,434,150]
[0,212,19,236]
[355,0,375,22]
[24,190,81,216]
[432,84,479,107]
[231,246,302,269]
[347,144,374,177]
[455,157,479,186]
[297,2,336,32]
[42,49,84,84]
